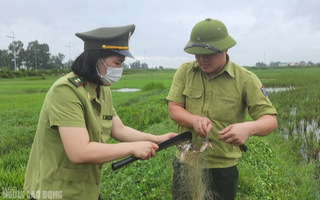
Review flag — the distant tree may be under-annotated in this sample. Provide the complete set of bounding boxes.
[7,40,23,70]
[37,43,50,69]
[141,63,148,69]
[308,61,314,66]
[269,61,276,66]
[48,53,65,69]
[26,41,40,69]
[130,60,141,69]
[255,62,267,67]
[0,49,11,69]
[57,53,65,64]
[275,61,282,66]
[123,63,129,69]
[25,41,51,70]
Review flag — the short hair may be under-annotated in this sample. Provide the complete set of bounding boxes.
[71,50,119,85]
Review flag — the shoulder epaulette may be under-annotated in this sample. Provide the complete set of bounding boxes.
[68,76,86,87]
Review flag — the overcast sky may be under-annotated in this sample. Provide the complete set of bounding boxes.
[1,0,319,68]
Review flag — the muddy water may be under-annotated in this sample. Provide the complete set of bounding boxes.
[265,87,295,93]
[284,106,320,162]
[112,88,141,92]
[267,87,320,162]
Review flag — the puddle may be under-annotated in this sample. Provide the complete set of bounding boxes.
[112,88,141,92]
[284,118,320,162]
[283,107,320,162]
[265,87,294,93]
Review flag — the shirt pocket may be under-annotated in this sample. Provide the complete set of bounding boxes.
[101,116,113,142]
[183,87,203,115]
[210,96,240,123]
[53,167,89,182]
[52,167,89,199]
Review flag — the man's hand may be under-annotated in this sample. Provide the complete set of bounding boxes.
[218,115,277,147]
[218,122,253,146]
[193,117,212,138]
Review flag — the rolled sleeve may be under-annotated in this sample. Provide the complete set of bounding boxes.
[245,73,277,120]
[48,84,86,128]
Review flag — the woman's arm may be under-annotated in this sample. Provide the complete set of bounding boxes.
[59,126,158,164]
[59,116,177,165]
[110,115,177,143]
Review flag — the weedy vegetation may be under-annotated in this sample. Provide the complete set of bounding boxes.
[0,67,319,199]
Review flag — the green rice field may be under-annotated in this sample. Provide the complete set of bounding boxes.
[0,67,319,199]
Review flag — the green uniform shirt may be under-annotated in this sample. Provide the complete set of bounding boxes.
[24,72,116,200]
[167,56,277,168]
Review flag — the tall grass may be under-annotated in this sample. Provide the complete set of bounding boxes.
[0,68,319,199]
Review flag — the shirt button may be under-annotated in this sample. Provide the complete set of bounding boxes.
[68,180,73,184]
[96,181,99,185]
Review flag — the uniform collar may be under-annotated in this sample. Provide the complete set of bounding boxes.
[193,54,235,78]
[222,54,235,78]
[68,72,96,101]
[84,81,97,101]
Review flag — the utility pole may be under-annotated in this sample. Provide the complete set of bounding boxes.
[34,49,38,70]
[7,31,17,71]
[65,43,71,68]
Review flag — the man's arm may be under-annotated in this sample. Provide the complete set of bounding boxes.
[168,101,212,138]
[218,114,278,146]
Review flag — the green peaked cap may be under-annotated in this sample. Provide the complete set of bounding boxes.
[76,24,135,58]
[184,18,236,55]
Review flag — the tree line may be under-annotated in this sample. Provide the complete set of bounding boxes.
[255,61,320,67]
[1,40,156,72]
[0,40,70,71]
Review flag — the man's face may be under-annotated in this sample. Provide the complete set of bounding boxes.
[195,51,228,78]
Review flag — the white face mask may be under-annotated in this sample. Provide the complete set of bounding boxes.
[96,59,123,85]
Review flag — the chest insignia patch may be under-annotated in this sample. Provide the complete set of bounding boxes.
[261,86,269,99]
[103,115,113,120]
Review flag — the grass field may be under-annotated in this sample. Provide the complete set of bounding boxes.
[0,67,319,199]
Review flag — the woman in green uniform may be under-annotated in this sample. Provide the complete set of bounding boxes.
[24,24,177,200]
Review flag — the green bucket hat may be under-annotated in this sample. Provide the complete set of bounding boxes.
[76,24,135,58]
[184,18,236,55]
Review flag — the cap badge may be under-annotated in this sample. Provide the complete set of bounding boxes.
[128,31,132,42]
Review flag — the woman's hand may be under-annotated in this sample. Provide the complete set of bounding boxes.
[155,132,178,143]
[131,141,159,160]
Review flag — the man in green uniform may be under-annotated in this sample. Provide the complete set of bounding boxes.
[24,24,177,200]
[167,18,278,200]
